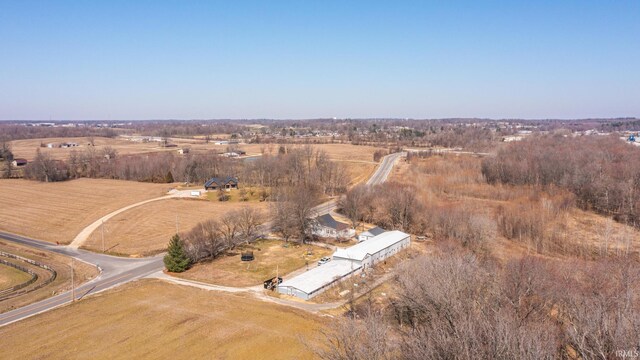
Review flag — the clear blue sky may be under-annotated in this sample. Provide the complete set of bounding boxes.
[1,1,639,120]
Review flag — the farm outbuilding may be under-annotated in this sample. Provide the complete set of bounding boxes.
[277,260,362,300]
[11,158,28,167]
[277,230,411,300]
[357,226,385,242]
[333,230,410,269]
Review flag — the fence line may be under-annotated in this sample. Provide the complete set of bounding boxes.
[0,252,57,301]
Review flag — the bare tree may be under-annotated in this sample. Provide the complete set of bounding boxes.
[339,184,368,231]
[220,212,240,248]
[236,207,265,243]
[315,310,396,360]
[182,219,225,261]
[272,192,299,242]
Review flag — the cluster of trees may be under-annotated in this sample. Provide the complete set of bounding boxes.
[23,144,351,206]
[339,183,423,233]
[23,147,239,184]
[321,245,640,359]
[243,145,350,196]
[271,186,321,243]
[23,150,69,182]
[341,183,497,253]
[0,123,118,141]
[482,135,640,225]
[0,139,14,178]
[496,192,575,253]
[179,208,265,262]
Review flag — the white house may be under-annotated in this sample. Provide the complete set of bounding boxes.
[333,230,411,269]
[357,226,385,242]
[313,214,355,239]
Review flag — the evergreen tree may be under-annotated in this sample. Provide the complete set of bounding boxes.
[164,234,191,272]
[165,170,174,183]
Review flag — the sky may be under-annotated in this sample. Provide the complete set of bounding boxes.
[1,1,639,120]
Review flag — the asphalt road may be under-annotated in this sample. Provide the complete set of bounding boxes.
[0,232,163,327]
[366,151,406,185]
[0,151,405,327]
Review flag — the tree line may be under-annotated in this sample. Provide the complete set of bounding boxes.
[482,134,640,226]
[320,244,639,359]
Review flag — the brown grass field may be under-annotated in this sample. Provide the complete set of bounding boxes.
[0,263,32,290]
[12,137,380,186]
[0,279,325,360]
[11,136,384,162]
[82,198,268,256]
[176,239,333,287]
[389,156,640,260]
[9,136,181,161]
[0,241,97,313]
[0,179,170,244]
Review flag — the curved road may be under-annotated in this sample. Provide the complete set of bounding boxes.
[0,232,163,327]
[0,152,405,327]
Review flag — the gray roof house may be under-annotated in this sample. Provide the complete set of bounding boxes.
[358,226,386,242]
[204,176,239,190]
[313,214,355,239]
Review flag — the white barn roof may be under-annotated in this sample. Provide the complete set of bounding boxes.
[334,230,409,261]
[278,260,361,295]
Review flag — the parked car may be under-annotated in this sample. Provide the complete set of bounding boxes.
[317,257,331,266]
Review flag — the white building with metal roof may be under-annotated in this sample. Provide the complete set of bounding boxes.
[333,230,410,268]
[277,230,410,300]
[277,260,362,300]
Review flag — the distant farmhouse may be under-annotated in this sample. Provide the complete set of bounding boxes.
[358,226,385,242]
[11,158,28,167]
[313,214,356,239]
[204,176,239,190]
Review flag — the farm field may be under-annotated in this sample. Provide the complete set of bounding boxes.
[176,239,333,287]
[10,136,382,161]
[0,263,31,290]
[11,137,383,186]
[9,136,180,161]
[0,241,97,314]
[0,179,170,244]
[234,143,383,161]
[232,143,380,185]
[82,198,268,256]
[0,279,325,360]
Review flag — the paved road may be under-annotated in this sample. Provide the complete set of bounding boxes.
[366,152,406,185]
[0,152,405,327]
[0,232,163,327]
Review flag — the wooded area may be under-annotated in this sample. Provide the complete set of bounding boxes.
[483,135,640,226]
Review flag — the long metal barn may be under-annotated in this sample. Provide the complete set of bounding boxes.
[277,230,411,300]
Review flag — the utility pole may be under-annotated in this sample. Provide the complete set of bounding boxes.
[175,214,179,234]
[71,258,75,302]
[101,219,105,253]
